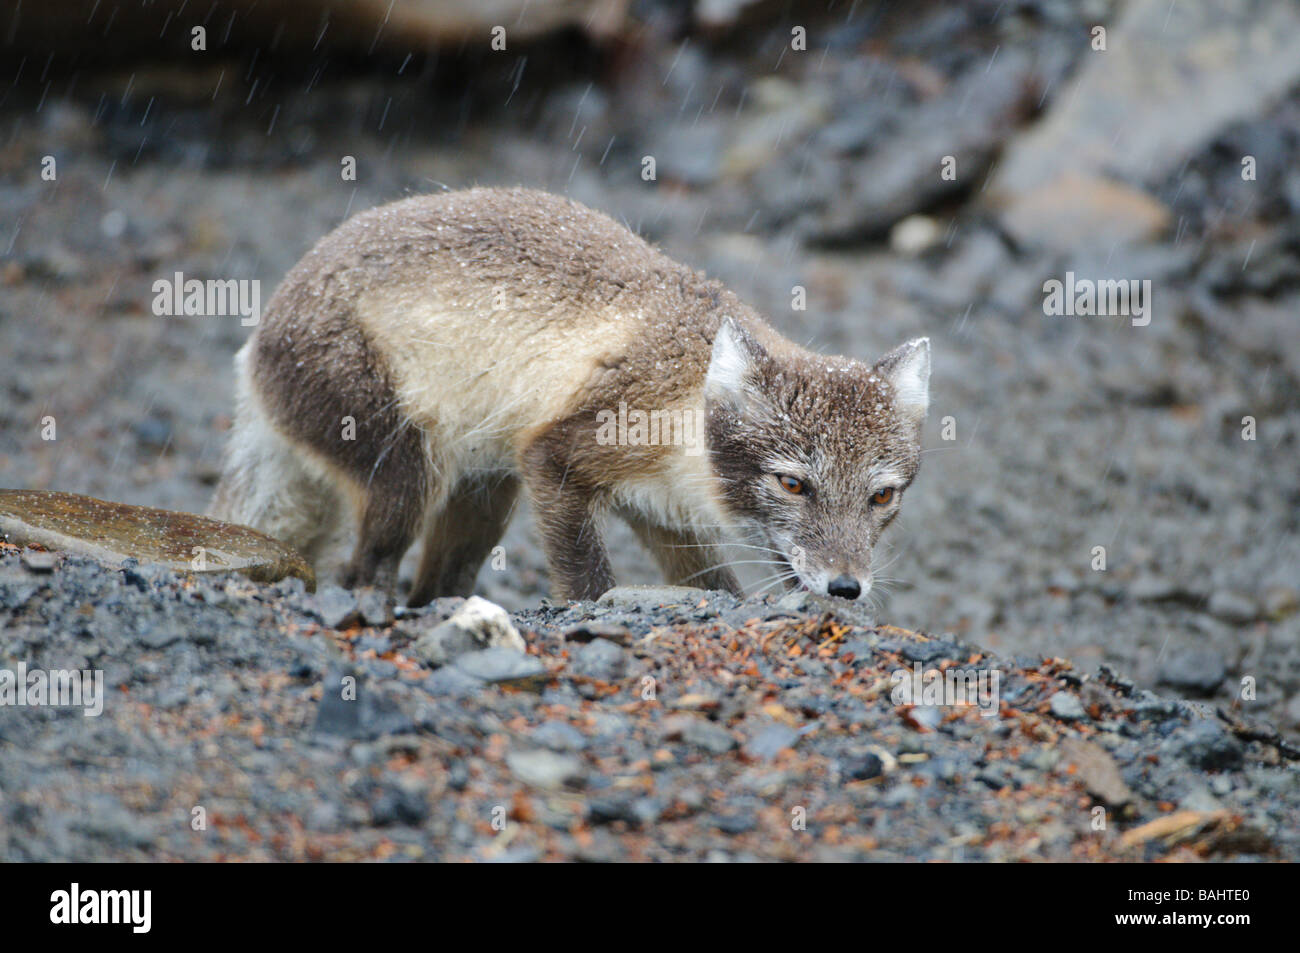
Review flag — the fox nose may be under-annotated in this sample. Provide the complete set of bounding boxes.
[827,574,861,600]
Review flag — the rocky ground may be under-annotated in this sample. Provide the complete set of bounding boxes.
[1,0,1298,860]
[2,546,1295,862]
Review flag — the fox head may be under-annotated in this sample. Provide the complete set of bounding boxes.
[704,319,930,601]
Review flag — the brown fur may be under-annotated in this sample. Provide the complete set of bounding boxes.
[211,187,929,604]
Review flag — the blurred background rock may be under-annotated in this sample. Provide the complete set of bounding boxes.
[2,0,1298,729]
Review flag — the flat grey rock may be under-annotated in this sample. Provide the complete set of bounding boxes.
[597,585,710,608]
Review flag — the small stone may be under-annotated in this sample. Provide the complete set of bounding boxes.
[901,640,956,664]
[1207,590,1257,625]
[561,621,634,646]
[908,706,944,731]
[412,596,525,665]
[890,214,942,255]
[587,793,661,827]
[531,720,588,752]
[664,715,736,754]
[596,585,709,608]
[1129,574,1179,602]
[1163,719,1244,772]
[412,621,479,666]
[453,646,544,684]
[421,665,485,698]
[776,590,813,612]
[506,750,584,790]
[1285,693,1300,727]
[19,549,56,573]
[571,638,627,681]
[310,585,361,629]
[313,675,416,740]
[743,723,800,761]
[1262,586,1299,620]
[1049,692,1087,721]
[1059,737,1133,806]
[1158,648,1227,696]
[712,812,756,835]
[842,751,885,781]
[367,781,429,826]
[137,628,182,649]
[356,588,393,627]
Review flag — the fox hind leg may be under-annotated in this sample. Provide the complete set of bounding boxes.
[407,473,519,606]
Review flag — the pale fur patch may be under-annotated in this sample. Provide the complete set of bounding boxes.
[886,337,931,418]
[704,319,752,406]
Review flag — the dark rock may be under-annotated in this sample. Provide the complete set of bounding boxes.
[1164,719,1245,772]
[587,793,660,827]
[312,674,416,740]
[901,641,957,664]
[367,781,429,826]
[562,621,635,646]
[842,752,885,781]
[712,812,756,835]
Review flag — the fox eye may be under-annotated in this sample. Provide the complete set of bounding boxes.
[777,475,805,495]
[870,487,895,506]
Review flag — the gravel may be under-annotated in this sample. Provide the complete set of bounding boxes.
[2,551,1295,862]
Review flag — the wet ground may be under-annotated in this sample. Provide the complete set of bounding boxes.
[1,1,1298,859]
[2,549,1295,862]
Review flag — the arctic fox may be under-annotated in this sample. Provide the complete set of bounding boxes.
[210,187,930,604]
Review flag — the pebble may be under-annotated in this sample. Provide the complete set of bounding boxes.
[570,637,627,681]
[531,721,589,752]
[452,647,544,683]
[743,723,800,761]
[310,585,360,630]
[506,750,585,790]
[1158,648,1227,695]
[1049,692,1087,721]
[1163,719,1245,772]
[1206,590,1257,625]
[413,596,525,665]
[665,715,737,754]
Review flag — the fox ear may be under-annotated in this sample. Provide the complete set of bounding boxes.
[706,319,763,406]
[875,337,930,421]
